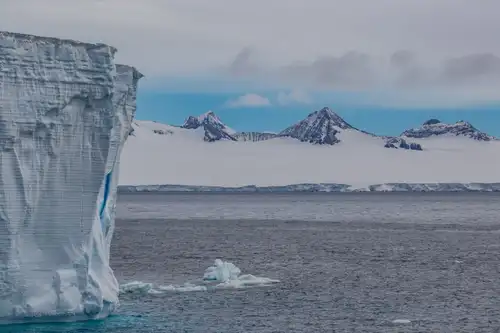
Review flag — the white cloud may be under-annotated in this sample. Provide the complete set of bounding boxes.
[2,0,500,104]
[2,0,500,76]
[277,90,312,105]
[225,93,271,108]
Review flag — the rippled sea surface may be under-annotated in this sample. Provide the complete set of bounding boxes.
[8,193,500,333]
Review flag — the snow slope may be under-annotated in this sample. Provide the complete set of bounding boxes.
[119,118,500,189]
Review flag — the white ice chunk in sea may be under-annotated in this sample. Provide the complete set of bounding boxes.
[119,259,280,295]
[203,259,280,289]
[203,259,241,282]
[0,31,142,324]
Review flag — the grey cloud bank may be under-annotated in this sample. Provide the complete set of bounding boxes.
[2,0,499,102]
[228,48,500,103]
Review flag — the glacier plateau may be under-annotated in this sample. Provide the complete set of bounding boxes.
[0,31,141,324]
[119,118,500,191]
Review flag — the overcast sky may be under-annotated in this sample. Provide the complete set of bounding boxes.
[2,0,500,103]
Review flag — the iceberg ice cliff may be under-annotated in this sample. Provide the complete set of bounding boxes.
[0,31,142,324]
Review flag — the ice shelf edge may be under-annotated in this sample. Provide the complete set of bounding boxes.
[118,183,500,193]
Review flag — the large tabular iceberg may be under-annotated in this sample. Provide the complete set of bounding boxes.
[0,31,142,324]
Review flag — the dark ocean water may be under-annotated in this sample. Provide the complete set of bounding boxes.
[6,193,500,333]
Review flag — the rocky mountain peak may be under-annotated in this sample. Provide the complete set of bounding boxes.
[278,107,354,145]
[182,115,202,129]
[314,107,354,130]
[181,111,237,142]
[402,119,495,141]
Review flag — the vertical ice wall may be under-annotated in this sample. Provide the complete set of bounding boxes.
[0,31,141,324]
[101,64,142,249]
[89,65,143,315]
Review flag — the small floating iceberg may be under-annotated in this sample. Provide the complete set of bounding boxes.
[203,259,280,289]
[120,259,279,296]
[203,259,241,282]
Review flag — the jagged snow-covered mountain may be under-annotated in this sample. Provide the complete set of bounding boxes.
[182,111,278,143]
[402,119,496,141]
[120,109,500,189]
[278,107,350,145]
[135,108,422,150]
[129,109,494,151]
[278,107,422,150]
[181,111,237,142]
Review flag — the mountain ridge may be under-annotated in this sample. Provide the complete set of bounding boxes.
[401,119,495,141]
[181,110,238,142]
[120,111,500,188]
[131,107,496,149]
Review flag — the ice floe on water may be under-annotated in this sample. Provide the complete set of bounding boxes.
[120,281,208,295]
[119,259,279,296]
[203,259,241,282]
[120,281,155,294]
[203,259,280,289]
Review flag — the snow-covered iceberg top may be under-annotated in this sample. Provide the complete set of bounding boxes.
[0,31,142,324]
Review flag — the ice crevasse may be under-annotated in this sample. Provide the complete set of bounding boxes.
[0,31,142,324]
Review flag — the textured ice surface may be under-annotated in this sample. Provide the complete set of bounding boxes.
[119,259,279,296]
[0,31,141,324]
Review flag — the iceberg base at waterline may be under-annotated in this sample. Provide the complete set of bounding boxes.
[0,31,141,324]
